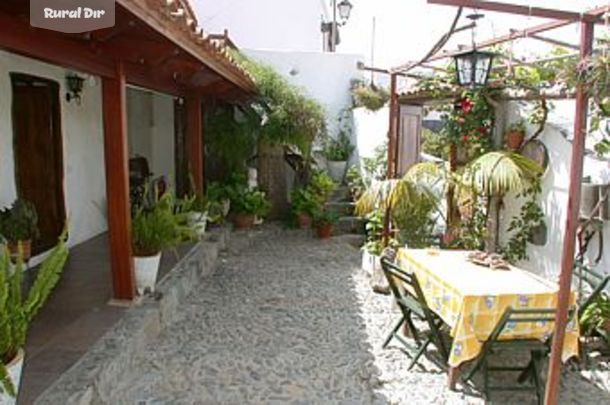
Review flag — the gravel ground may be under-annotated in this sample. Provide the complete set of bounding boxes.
[112,225,610,404]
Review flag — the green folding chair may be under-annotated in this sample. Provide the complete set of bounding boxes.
[380,257,449,370]
[463,307,557,405]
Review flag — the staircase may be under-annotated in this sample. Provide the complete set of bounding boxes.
[326,186,366,235]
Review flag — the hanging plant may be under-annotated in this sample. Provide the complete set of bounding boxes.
[350,79,390,111]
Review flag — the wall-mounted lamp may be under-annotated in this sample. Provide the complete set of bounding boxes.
[66,73,85,104]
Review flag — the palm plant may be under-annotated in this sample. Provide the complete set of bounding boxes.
[466,151,542,196]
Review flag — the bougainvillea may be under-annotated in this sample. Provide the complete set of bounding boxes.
[441,90,494,158]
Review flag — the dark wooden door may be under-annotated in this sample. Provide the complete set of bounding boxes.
[11,73,66,254]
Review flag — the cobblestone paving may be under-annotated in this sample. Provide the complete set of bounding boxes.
[113,226,610,404]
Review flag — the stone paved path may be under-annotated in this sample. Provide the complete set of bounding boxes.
[113,226,610,404]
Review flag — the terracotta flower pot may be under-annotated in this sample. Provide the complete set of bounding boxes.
[233,213,255,230]
[505,130,525,150]
[8,240,32,261]
[316,223,333,239]
[296,213,312,229]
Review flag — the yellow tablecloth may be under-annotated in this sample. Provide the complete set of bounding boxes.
[397,249,579,367]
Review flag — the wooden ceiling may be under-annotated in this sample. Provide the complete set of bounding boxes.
[0,0,255,101]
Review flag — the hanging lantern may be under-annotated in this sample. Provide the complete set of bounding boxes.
[453,49,495,88]
[337,0,353,23]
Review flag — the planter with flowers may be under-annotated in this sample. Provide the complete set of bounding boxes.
[290,188,318,229]
[231,189,271,230]
[1,231,68,403]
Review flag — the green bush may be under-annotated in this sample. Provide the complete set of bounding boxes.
[0,231,68,396]
[351,80,390,111]
[0,199,39,242]
[393,189,438,249]
[309,171,335,203]
[290,188,318,217]
[323,131,354,162]
[313,209,339,226]
[131,193,186,257]
[231,189,271,217]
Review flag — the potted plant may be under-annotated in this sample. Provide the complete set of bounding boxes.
[207,182,231,218]
[0,199,39,260]
[313,209,339,239]
[231,189,271,230]
[290,188,318,229]
[0,231,68,403]
[181,193,210,237]
[361,210,384,275]
[323,129,354,183]
[505,120,527,150]
[131,193,183,294]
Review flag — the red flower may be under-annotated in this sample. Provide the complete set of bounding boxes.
[477,126,488,134]
[460,98,473,113]
[457,117,465,125]
[462,135,469,143]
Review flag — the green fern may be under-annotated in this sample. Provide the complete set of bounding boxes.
[0,230,68,397]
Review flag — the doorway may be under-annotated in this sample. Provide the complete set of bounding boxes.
[11,73,66,254]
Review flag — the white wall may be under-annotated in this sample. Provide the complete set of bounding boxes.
[244,49,363,167]
[126,88,175,188]
[500,101,610,280]
[0,50,107,249]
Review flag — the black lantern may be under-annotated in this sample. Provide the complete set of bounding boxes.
[337,0,353,24]
[453,49,494,88]
[66,73,85,104]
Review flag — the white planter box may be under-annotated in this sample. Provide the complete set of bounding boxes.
[187,211,208,237]
[361,250,381,276]
[0,348,24,405]
[327,160,347,183]
[134,253,162,295]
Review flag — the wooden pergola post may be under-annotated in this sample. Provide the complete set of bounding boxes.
[186,93,203,193]
[545,20,594,404]
[102,61,135,301]
[387,73,399,179]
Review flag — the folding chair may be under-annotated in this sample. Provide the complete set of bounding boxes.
[463,307,557,405]
[380,257,449,370]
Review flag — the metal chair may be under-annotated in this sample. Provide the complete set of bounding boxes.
[576,261,610,320]
[380,257,449,370]
[463,307,557,405]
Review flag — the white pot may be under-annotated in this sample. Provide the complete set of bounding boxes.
[361,250,381,276]
[0,348,24,405]
[327,160,347,182]
[187,211,208,236]
[134,253,162,295]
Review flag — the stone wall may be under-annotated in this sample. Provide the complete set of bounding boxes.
[35,227,230,404]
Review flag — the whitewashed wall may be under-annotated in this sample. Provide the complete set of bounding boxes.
[500,101,610,280]
[243,49,363,165]
[126,88,175,189]
[353,106,388,161]
[0,50,107,249]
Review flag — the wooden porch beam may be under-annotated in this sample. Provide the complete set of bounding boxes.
[102,61,136,301]
[545,20,595,405]
[0,12,114,77]
[185,93,203,193]
[427,0,606,23]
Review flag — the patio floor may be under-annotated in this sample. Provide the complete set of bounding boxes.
[19,233,196,404]
[108,225,610,404]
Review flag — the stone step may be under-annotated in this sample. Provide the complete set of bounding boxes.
[325,201,355,216]
[330,186,351,202]
[334,216,366,235]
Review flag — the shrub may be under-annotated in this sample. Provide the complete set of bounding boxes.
[290,188,318,217]
[131,193,185,257]
[0,199,39,242]
[231,189,271,217]
[0,231,68,396]
[351,80,390,111]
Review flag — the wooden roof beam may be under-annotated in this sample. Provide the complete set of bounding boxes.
[427,0,607,23]
[527,33,580,51]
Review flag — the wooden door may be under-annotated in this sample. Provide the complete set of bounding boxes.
[11,73,66,254]
[396,105,423,177]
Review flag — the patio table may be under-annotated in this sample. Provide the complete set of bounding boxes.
[397,249,579,387]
